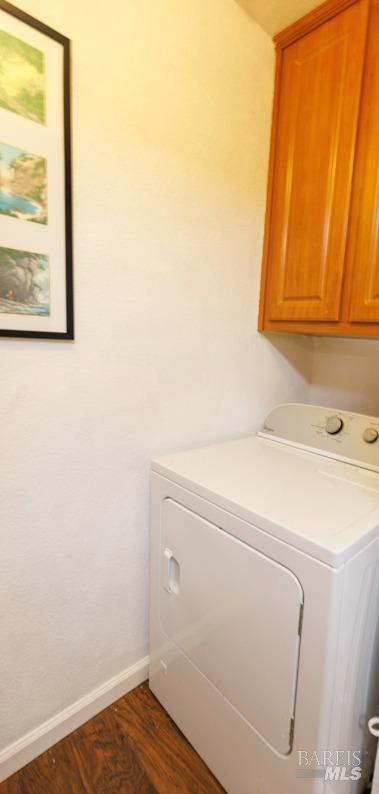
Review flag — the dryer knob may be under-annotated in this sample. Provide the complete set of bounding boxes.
[363,428,379,444]
[326,416,344,435]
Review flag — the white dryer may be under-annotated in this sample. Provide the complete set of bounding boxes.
[149,404,379,793]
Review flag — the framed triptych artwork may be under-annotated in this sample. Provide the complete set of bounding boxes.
[0,0,73,338]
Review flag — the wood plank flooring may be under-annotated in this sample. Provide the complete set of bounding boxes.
[0,682,225,793]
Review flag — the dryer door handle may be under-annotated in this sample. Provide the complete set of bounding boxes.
[163,548,180,595]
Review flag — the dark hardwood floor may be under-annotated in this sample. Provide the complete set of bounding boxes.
[0,682,225,793]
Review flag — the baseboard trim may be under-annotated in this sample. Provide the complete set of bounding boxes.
[0,654,150,783]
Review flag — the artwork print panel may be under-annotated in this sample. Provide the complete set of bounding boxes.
[0,142,47,223]
[0,28,45,123]
[0,245,49,315]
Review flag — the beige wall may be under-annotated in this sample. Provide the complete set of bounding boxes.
[235,0,321,35]
[0,0,312,766]
[310,338,379,416]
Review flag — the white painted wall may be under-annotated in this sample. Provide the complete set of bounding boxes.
[310,338,379,416]
[0,0,312,762]
[236,0,321,35]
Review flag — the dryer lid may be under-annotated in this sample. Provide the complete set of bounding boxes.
[152,427,379,568]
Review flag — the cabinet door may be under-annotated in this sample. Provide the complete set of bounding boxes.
[347,0,379,323]
[263,1,368,324]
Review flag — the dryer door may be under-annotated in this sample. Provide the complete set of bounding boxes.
[160,498,303,755]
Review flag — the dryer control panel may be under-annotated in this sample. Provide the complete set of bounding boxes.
[259,404,379,472]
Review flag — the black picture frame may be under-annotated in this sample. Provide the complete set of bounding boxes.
[0,0,73,339]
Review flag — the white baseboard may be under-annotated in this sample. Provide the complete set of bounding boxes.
[0,654,150,784]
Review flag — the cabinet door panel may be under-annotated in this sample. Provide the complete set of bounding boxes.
[265,2,368,323]
[348,0,379,323]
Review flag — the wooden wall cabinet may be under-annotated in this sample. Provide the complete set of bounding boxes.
[259,0,379,337]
